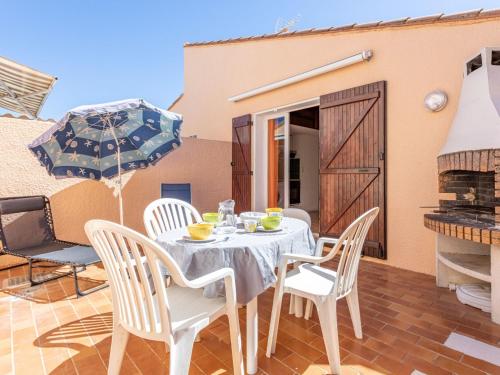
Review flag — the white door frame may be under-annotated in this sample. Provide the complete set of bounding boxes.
[251,97,320,211]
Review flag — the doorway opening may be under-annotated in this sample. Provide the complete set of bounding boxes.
[289,106,319,232]
[253,99,320,233]
[242,82,386,257]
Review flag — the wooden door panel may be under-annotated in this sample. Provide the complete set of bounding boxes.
[232,114,252,214]
[320,93,379,169]
[320,81,386,258]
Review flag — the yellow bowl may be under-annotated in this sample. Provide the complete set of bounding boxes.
[187,223,214,240]
[265,207,283,217]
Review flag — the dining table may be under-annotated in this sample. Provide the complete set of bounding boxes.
[156,216,316,374]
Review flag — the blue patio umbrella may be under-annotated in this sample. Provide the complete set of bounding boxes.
[29,99,183,224]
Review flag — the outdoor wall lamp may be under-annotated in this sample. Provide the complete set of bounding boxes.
[424,90,448,112]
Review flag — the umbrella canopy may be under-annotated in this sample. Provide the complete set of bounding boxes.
[29,98,182,179]
[29,98,183,223]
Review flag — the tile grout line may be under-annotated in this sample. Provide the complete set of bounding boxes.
[49,278,80,375]
[86,283,145,374]
[8,296,15,375]
[66,290,108,371]
[29,299,48,375]
[97,284,144,373]
[85,289,148,372]
[82,290,115,372]
[3,257,499,374]
[38,279,75,373]
[7,265,15,375]
[281,350,318,373]
[356,293,495,373]
[54,277,99,374]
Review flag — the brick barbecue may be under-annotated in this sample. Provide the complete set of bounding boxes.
[424,150,500,245]
[424,47,500,324]
[425,48,500,244]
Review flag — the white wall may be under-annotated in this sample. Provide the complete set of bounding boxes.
[290,125,319,211]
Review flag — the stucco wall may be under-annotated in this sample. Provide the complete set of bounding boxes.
[0,116,231,265]
[171,18,500,275]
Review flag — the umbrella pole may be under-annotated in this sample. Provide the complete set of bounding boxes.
[109,124,124,225]
[117,161,124,226]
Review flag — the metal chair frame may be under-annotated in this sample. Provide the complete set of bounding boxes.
[0,195,106,297]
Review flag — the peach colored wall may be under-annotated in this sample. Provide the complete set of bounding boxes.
[171,18,500,275]
[0,117,230,263]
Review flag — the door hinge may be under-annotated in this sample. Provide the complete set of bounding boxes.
[379,151,385,161]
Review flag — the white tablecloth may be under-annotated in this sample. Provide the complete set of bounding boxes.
[156,217,315,304]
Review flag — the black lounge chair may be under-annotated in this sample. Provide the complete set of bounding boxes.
[0,195,107,297]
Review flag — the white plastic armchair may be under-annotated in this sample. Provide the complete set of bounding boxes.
[282,208,312,228]
[283,208,313,317]
[302,236,342,319]
[266,207,379,374]
[85,220,244,375]
[144,198,202,240]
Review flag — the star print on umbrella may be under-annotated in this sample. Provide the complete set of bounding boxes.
[29,99,182,180]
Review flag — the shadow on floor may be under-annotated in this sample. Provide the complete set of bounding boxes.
[35,313,114,375]
[35,312,173,374]
[36,312,113,352]
[0,263,106,303]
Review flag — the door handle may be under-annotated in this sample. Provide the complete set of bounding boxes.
[230,161,235,167]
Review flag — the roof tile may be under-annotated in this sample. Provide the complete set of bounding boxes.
[331,23,357,31]
[378,17,410,26]
[404,13,443,23]
[185,8,500,47]
[354,21,382,29]
[440,8,483,20]
[480,7,500,17]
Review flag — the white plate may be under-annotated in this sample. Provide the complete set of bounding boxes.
[214,226,237,234]
[256,227,282,233]
[177,236,216,244]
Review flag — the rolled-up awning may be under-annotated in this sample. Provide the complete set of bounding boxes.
[0,56,57,119]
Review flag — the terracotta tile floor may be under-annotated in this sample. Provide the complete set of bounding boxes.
[1,258,500,374]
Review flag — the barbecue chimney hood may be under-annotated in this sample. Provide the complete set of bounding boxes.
[440,47,500,156]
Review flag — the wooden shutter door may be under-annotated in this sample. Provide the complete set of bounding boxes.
[319,81,386,258]
[232,114,252,214]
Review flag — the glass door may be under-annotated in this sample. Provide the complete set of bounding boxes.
[267,115,289,208]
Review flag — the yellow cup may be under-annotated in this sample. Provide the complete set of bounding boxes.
[244,219,258,233]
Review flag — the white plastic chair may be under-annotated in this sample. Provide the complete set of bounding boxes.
[282,208,313,317]
[282,208,312,228]
[266,207,379,374]
[85,220,244,375]
[144,198,202,240]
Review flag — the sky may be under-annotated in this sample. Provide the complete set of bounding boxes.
[1,0,499,120]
